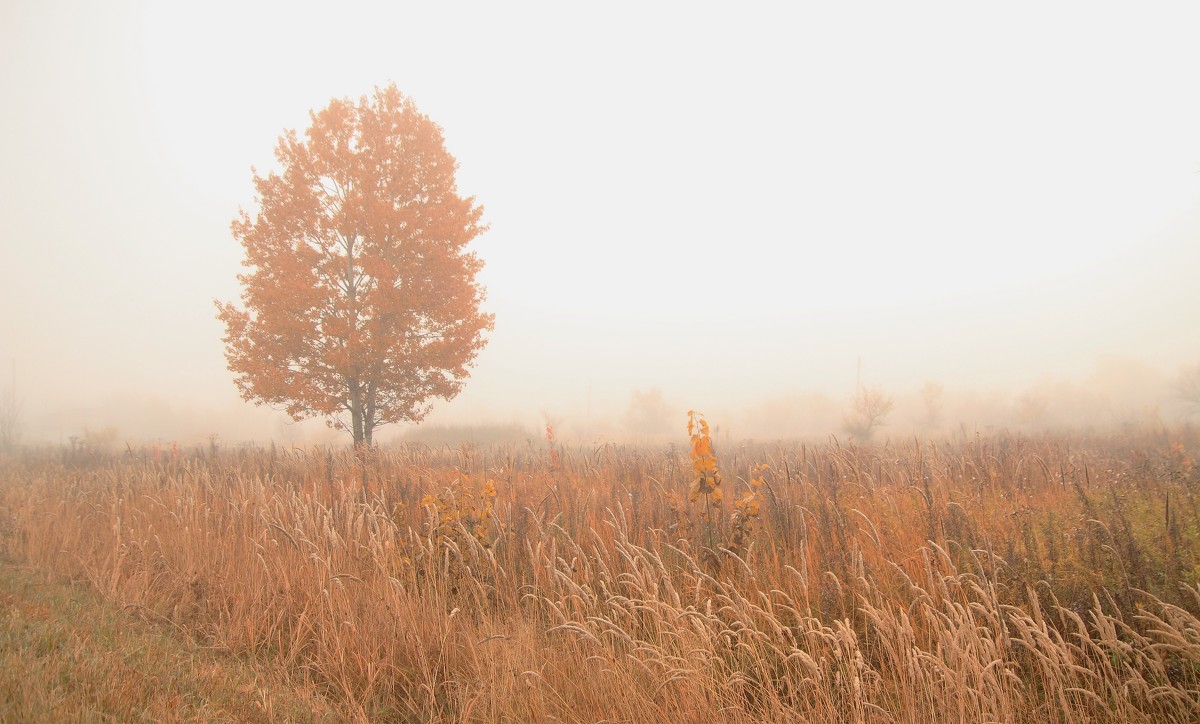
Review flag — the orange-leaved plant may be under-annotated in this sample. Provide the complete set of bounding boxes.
[730,463,766,556]
[688,410,722,507]
[421,473,498,553]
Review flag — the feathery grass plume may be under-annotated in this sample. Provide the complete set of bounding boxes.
[546,423,561,471]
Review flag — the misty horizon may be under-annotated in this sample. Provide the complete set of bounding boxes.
[8,352,1195,448]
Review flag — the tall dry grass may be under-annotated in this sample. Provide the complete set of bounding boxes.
[1,429,1198,721]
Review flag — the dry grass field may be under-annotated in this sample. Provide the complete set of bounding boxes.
[0,558,335,721]
[1,422,1199,721]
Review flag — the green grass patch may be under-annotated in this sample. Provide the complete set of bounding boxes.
[0,557,334,722]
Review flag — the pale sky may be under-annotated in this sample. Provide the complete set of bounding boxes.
[2,1,1199,443]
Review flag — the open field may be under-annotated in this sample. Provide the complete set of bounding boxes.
[0,556,334,721]
[2,426,1199,721]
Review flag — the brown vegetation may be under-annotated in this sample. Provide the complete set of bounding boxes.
[0,557,333,720]
[1,425,1199,721]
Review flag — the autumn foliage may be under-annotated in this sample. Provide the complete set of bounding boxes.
[217,85,492,445]
[688,410,722,505]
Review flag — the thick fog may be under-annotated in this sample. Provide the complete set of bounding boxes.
[2,1,1199,447]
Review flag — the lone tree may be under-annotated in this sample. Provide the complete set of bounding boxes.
[843,384,895,442]
[217,85,492,447]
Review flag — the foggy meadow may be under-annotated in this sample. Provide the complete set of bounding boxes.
[3,2,1200,721]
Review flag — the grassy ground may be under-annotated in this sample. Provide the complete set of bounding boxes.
[0,557,333,722]
[2,430,1199,720]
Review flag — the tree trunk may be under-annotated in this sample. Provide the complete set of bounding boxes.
[364,381,376,448]
[349,399,365,447]
[348,379,371,492]
[348,377,366,446]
